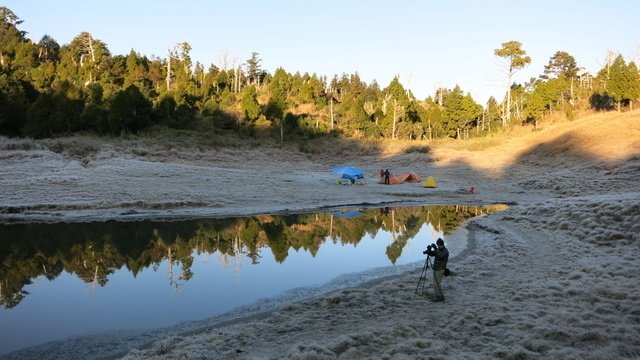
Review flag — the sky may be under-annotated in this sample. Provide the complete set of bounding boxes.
[3,0,639,104]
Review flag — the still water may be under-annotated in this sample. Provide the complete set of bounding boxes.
[0,205,501,355]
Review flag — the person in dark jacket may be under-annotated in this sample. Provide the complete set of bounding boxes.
[384,169,390,184]
[425,238,449,302]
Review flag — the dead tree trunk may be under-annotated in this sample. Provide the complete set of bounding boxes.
[330,98,334,130]
[504,75,511,127]
[280,119,284,143]
[392,99,398,139]
[88,36,95,62]
[235,65,241,93]
[570,78,575,106]
[166,51,171,89]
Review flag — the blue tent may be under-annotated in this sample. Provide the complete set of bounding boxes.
[331,166,364,180]
[331,211,364,218]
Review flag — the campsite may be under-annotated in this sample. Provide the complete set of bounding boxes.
[333,167,426,186]
[377,170,422,185]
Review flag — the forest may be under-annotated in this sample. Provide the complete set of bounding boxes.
[1,7,639,142]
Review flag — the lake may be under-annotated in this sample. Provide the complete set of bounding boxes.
[0,204,500,356]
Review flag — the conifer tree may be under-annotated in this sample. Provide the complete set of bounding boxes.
[442,86,481,139]
[0,7,37,81]
[382,77,410,139]
[480,97,497,133]
[36,35,59,62]
[542,51,579,107]
[108,85,152,134]
[607,56,640,111]
[24,81,84,137]
[422,97,442,139]
[0,74,28,135]
[269,68,290,101]
[31,35,60,90]
[244,52,262,86]
[240,85,260,121]
[494,41,531,126]
[626,62,640,110]
[543,51,579,80]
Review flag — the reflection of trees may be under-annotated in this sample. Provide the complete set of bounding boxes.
[64,242,124,287]
[263,220,288,263]
[0,242,65,308]
[384,210,423,264]
[0,205,504,308]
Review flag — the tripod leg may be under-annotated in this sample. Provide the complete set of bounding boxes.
[413,256,430,299]
[422,257,431,296]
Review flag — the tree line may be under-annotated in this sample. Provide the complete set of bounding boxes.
[1,6,639,141]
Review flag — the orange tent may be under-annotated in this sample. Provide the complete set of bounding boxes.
[378,172,421,184]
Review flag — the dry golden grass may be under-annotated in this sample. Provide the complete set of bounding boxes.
[6,110,637,171]
[259,110,640,172]
[509,110,640,161]
[290,103,322,116]
[430,110,640,173]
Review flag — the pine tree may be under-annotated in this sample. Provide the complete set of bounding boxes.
[484,97,501,133]
[0,74,28,135]
[108,85,152,134]
[442,86,481,139]
[268,68,290,105]
[542,50,580,107]
[31,35,60,90]
[494,41,531,126]
[626,62,640,110]
[608,55,638,111]
[543,51,578,79]
[382,77,410,139]
[244,52,262,86]
[240,85,260,121]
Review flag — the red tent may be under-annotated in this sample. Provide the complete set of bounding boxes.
[378,172,421,184]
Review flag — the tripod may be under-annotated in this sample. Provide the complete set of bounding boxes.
[413,255,432,299]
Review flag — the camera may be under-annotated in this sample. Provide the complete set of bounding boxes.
[422,243,437,254]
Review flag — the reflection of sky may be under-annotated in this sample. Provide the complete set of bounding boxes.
[0,220,467,355]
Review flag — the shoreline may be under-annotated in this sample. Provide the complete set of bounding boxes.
[0,195,511,225]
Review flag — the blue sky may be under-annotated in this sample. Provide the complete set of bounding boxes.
[4,0,639,104]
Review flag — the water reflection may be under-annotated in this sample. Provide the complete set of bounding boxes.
[0,205,503,310]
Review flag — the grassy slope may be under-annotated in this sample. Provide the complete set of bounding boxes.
[426,110,640,171]
[2,110,638,172]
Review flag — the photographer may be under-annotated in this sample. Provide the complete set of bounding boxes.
[423,238,449,302]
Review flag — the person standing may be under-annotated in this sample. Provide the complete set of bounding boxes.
[384,169,390,184]
[425,238,449,302]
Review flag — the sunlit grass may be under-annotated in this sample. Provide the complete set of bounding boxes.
[3,110,638,165]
